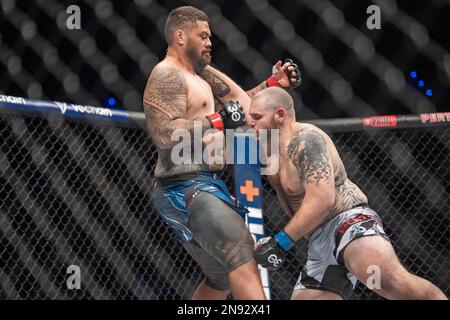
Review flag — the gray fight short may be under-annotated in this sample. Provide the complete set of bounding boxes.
[294,205,390,299]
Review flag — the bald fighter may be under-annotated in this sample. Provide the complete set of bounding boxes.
[250,87,447,300]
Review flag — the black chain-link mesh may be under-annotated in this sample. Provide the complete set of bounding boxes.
[0,114,448,299]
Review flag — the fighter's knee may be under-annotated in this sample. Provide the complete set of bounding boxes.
[378,268,407,293]
[377,268,447,300]
[205,274,230,291]
[225,241,256,274]
[374,265,426,299]
[184,189,254,272]
[291,289,344,300]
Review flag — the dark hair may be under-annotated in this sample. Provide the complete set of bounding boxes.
[164,6,209,44]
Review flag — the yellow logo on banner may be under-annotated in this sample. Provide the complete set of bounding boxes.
[240,180,259,202]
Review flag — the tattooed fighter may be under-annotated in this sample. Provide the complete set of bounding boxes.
[143,6,300,300]
[250,87,447,300]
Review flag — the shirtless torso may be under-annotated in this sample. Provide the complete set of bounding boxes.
[267,123,368,234]
[144,59,228,177]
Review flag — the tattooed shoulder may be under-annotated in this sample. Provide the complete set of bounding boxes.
[287,129,332,186]
[143,66,187,119]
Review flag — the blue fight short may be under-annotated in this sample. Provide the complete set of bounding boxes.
[152,171,248,243]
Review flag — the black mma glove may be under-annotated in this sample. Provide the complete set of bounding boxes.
[266,58,302,90]
[254,230,295,270]
[206,99,246,131]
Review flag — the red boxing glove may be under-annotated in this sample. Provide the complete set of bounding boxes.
[206,112,224,131]
[266,75,282,87]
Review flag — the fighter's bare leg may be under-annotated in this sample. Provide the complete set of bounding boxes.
[228,259,266,300]
[192,279,230,300]
[291,288,343,300]
[343,236,447,300]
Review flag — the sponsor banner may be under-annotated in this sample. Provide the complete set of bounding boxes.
[233,132,270,299]
[363,115,398,128]
[420,112,450,124]
[0,94,131,124]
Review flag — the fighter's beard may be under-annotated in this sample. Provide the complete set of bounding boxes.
[186,43,210,73]
[194,56,211,74]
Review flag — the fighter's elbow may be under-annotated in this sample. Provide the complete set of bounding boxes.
[148,127,177,150]
[156,136,179,150]
[228,92,251,110]
[154,141,174,150]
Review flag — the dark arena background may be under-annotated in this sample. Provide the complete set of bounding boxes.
[0,0,449,300]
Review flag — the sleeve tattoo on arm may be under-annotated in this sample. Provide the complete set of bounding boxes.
[213,95,224,112]
[143,67,210,149]
[287,130,332,186]
[197,69,231,98]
